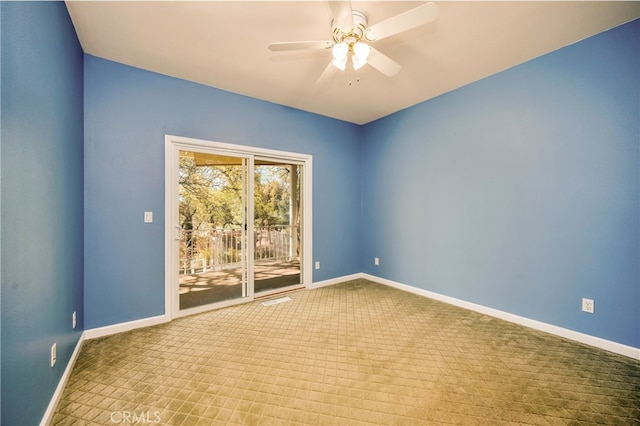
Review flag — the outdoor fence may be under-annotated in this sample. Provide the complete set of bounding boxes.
[180,225,295,275]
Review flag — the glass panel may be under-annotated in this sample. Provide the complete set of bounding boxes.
[254,160,302,294]
[178,150,248,309]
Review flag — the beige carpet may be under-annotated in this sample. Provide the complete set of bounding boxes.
[52,279,640,425]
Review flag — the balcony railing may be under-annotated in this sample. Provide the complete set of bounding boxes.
[179,225,296,275]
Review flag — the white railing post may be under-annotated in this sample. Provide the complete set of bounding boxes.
[180,224,297,275]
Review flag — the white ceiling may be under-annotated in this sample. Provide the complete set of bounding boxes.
[66,1,639,125]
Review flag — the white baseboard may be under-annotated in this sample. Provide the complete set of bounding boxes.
[311,272,365,289]
[40,272,638,425]
[361,273,640,361]
[83,314,170,340]
[40,332,86,426]
[41,315,170,424]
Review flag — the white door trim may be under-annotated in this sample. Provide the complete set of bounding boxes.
[164,134,313,320]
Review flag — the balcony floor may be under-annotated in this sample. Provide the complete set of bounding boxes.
[179,260,301,310]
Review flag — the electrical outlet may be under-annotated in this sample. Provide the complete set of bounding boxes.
[144,211,153,223]
[72,311,77,329]
[374,257,380,266]
[51,343,57,367]
[582,298,594,314]
[315,261,320,270]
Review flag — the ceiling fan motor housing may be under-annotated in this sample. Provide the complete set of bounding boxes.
[332,10,368,43]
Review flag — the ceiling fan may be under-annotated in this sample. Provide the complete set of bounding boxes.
[268,1,439,84]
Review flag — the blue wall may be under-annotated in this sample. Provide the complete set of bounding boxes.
[1,5,637,423]
[1,2,84,425]
[361,19,639,348]
[84,56,362,329]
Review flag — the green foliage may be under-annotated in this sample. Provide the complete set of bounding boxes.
[254,166,291,227]
[179,155,297,231]
[179,156,244,230]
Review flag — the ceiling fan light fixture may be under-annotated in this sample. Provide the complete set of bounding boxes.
[352,41,370,70]
[331,42,349,70]
[332,56,348,70]
[353,41,371,60]
[352,54,367,70]
[332,42,348,60]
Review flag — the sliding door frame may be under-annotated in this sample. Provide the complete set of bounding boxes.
[164,134,313,319]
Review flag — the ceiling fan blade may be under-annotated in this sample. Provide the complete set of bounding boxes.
[366,2,438,41]
[269,41,333,52]
[328,1,354,31]
[367,47,401,77]
[316,61,338,85]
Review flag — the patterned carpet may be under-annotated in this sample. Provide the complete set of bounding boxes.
[52,279,640,425]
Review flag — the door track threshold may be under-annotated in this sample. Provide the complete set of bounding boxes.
[261,296,292,306]
[255,285,304,300]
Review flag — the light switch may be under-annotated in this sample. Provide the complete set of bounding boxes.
[144,211,153,223]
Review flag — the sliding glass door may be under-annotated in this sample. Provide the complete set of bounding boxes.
[166,136,311,318]
[177,150,250,310]
[253,159,303,296]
